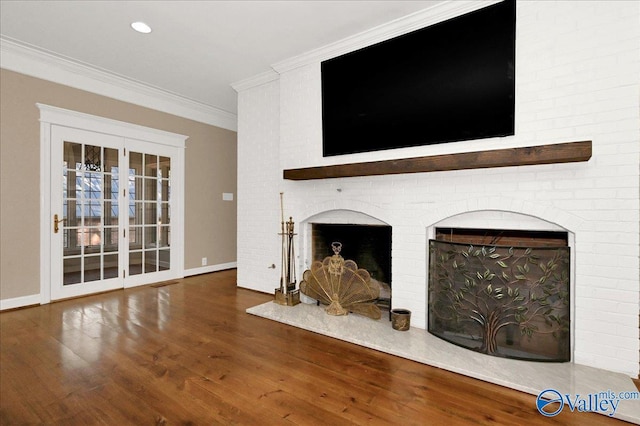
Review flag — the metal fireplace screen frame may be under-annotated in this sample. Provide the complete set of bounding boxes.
[428,239,570,362]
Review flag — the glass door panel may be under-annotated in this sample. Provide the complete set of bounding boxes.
[128,150,171,277]
[62,142,120,286]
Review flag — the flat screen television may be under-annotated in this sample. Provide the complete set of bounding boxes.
[321,0,516,157]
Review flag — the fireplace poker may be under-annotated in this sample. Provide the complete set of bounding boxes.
[280,192,286,294]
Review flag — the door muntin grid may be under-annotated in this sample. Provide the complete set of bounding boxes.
[62,142,119,285]
[128,152,171,276]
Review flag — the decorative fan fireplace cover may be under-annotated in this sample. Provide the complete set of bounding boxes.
[300,242,381,320]
[428,240,570,362]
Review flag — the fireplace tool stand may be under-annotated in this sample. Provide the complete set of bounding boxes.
[275,193,300,306]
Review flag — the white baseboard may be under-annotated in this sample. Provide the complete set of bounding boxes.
[0,294,40,311]
[184,262,237,277]
[1,263,237,310]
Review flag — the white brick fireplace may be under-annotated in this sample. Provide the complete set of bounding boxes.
[235,1,640,378]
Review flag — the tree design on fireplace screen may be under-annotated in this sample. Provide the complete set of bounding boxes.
[428,240,570,362]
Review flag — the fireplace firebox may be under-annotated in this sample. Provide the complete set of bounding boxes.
[311,223,392,310]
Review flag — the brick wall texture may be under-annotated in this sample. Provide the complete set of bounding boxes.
[237,1,640,377]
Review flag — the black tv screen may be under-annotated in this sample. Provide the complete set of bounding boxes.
[321,0,515,157]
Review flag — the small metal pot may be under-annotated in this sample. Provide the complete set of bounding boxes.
[391,308,411,331]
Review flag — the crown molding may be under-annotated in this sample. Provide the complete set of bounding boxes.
[230,0,500,93]
[231,69,280,93]
[272,0,500,74]
[0,36,237,131]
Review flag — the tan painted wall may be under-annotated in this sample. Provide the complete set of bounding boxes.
[0,69,237,301]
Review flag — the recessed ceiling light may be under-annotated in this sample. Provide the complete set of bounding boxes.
[131,21,152,34]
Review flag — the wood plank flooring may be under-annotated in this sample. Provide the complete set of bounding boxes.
[0,270,629,425]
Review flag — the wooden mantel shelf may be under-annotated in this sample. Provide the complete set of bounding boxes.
[283,141,592,180]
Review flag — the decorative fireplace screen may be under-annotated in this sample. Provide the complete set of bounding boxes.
[428,240,570,362]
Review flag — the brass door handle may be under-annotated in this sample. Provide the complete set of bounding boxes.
[53,214,67,233]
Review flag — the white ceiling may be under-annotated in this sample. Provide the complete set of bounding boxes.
[0,1,441,116]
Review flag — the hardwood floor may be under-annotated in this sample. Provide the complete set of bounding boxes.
[0,270,628,425]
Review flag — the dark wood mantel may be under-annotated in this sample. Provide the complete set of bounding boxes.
[283,141,592,180]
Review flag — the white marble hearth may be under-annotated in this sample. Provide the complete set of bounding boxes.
[247,301,640,424]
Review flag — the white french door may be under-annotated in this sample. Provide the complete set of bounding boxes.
[124,138,180,288]
[50,126,125,299]
[40,105,185,302]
